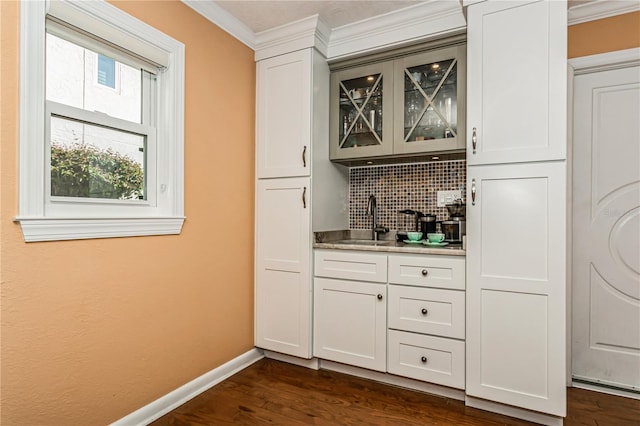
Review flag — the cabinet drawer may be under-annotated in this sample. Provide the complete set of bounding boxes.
[388,254,465,290]
[314,250,387,283]
[388,285,465,339]
[388,330,465,389]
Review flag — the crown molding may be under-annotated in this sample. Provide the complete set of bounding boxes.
[327,0,467,61]
[254,14,330,61]
[568,0,640,25]
[181,0,256,49]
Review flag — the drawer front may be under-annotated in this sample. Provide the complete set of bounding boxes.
[314,249,387,283]
[388,330,465,389]
[388,285,465,339]
[388,254,465,290]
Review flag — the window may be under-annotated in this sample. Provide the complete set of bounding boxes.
[97,54,116,88]
[17,0,185,242]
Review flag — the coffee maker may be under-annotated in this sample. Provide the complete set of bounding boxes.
[441,201,466,243]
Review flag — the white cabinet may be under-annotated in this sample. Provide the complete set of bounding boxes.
[465,1,567,417]
[255,178,311,358]
[255,42,348,359]
[465,162,567,415]
[257,50,311,178]
[314,277,387,372]
[313,250,388,370]
[387,253,466,389]
[466,0,567,165]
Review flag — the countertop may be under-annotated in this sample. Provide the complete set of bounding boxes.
[313,230,466,256]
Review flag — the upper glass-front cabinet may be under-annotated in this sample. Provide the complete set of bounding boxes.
[394,45,466,155]
[329,44,466,162]
[330,62,394,161]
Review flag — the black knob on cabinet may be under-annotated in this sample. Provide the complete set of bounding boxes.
[421,269,428,276]
[421,308,428,315]
[377,294,383,300]
[421,356,427,363]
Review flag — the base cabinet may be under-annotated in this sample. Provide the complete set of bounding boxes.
[313,277,387,371]
[314,249,466,387]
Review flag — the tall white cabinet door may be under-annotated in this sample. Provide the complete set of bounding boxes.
[466,0,567,165]
[255,178,311,358]
[257,50,311,178]
[313,277,387,372]
[466,161,566,416]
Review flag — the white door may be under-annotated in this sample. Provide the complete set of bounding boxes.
[255,177,311,358]
[466,161,567,416]
[466,0,566,165]
[313,277,387,371]
[572,64,640,392]
[257,50,311,178]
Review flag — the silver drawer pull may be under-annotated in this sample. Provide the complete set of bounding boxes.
[472,127,477,154]
[421,269,428,276]
[471,179,476,206]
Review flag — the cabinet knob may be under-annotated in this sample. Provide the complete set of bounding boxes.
[421,269,428,276]
[421,356,428,363]
[377,294,383,300]
[421,308,428,315]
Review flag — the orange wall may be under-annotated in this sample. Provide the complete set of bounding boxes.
[568,11,640,58]
[0,1,255,424]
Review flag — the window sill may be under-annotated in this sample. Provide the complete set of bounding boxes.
[14,216,185,242]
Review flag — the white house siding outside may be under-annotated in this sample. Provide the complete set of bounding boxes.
[46,33,145,170]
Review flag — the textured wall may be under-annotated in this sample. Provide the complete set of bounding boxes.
[0,1,255,424]
[568,11,640,58]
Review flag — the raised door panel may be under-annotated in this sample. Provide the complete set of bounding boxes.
[388,330,465,389]
[257,50,311,178]
[255,178,311,357]
[466,0,566,165]
[388,285,465,339]
[466,162,566,416]
[388,254,465,290]
[313,277,387,371]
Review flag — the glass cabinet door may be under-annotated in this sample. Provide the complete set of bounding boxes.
[330,62,394,161]
[393,45,466,155]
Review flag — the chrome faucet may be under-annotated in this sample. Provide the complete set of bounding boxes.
[366,195,388,241]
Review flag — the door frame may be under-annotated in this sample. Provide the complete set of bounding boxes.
[567,47,640,396]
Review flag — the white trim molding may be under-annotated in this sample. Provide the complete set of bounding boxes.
[182,0,255,49]
[111,348,264,426]
[327,1,466,61]
[254,14,330,61]
[568,0,640,25]
[569,47,640,75]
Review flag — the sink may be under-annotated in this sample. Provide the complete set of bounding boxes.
[330,239,395,246]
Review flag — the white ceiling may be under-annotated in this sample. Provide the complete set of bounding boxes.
[211,0,639,35]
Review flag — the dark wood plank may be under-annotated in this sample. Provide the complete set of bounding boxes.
[151,359,640,426]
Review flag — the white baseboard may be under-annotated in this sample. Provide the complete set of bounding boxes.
[572,380,640,400]
[465,395,563,426]
[111,348,264,426]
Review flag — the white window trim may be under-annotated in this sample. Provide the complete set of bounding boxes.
[17,0,185,242]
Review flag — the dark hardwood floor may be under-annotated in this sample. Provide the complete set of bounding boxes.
[151,358,640,425]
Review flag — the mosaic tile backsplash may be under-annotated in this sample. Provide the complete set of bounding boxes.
[349,160,467,230]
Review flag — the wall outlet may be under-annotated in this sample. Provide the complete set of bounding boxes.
[436,190,462,207]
